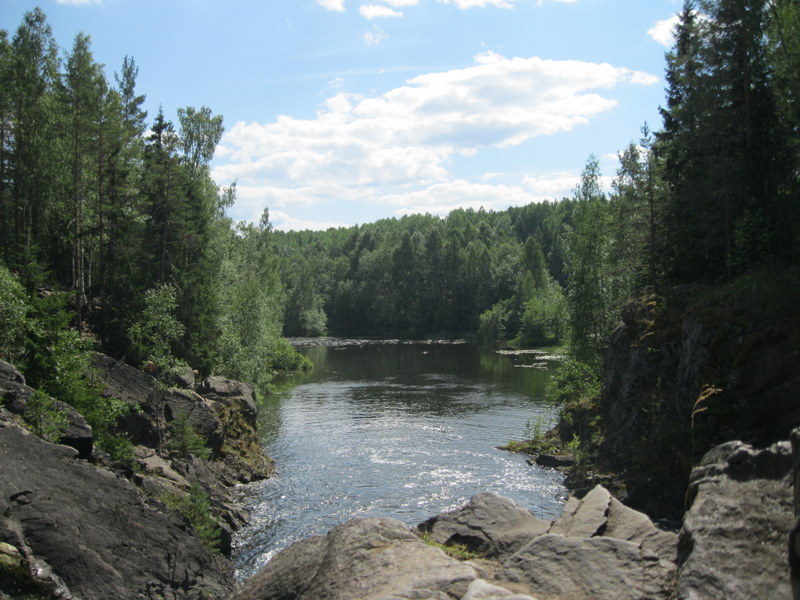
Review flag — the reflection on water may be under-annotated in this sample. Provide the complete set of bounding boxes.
[233,342,566,581]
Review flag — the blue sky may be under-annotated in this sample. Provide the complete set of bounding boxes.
[1,0,683,230]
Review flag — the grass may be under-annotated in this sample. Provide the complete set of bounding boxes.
[418,533,483,561]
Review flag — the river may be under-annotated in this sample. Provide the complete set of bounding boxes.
[232,340,567,580]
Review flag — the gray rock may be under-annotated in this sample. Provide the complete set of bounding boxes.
[547,484,678,563]
[0,360,93,459]
[548,484,610,538]
[676,440,793,600]
[198,376,257,428]
[791,428,800,600]
[234,517,484,600]
[90,353,161,447]
[498,533,675,600]
[164,388,222,454]
[0,416,236,600]
[417,492,551,561]
[461,579,537,600]
[533,454,574,468]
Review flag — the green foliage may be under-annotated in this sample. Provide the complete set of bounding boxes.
[566,432,586,465]
[24,390,67,442]
[160,483,221,551]
[0,266,31,365]
[545,357,601,407]
[478,300,510,347]
[519,279,567,347]
[419,532,482,561]
[128,284,187,374]
[167,410,210,460]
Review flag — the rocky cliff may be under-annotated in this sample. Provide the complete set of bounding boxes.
[582,272,800,520]
[0,357,275,599]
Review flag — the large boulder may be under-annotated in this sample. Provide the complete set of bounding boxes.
[549,484,677,563]
[490,485,677,600]
[498,533,674,600]
[417,492,551,561]
[233,517,485,600]
[0,415,236,600]
[676,439,793,600]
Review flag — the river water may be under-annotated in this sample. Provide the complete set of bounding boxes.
[232,340,567,580]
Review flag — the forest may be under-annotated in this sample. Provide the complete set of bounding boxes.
[275,0,800,364]
[1,0,799,438]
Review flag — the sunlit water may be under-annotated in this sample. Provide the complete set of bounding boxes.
[232,341,567,581]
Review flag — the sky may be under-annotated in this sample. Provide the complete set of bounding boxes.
[1,0,684,231]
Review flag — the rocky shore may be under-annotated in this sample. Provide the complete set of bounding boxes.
[0,356,273,599]
[234,436,794,600]
[2,351,797,599]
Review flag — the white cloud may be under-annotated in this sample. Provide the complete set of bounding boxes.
[56,0,103,4]
[364,25,390,46]
[269,210,346,232]
[214,52,657,225]
[360,4,404,19]
[437,0,515,8]
[317,0,346,12]
[379,179,538,216]
[649,14,680,46]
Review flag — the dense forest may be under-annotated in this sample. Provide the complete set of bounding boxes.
[1,0,799,427]
[0,8,311,462]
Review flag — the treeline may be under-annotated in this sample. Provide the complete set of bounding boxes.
[274,147,655,368]
[276,0,800,370]
[0,8,307,400]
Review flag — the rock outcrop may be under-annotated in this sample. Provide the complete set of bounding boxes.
[675,439,793,599]
[1,354,278,599]
[417,492,552,562]
[233,517,486,600]
[593,284,800,520]
[0,411,235,600]
[239,488,678,600]
[0,360,93,459]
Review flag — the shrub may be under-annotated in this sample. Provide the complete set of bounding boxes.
[167,411,210,460]
[161,483,221,551]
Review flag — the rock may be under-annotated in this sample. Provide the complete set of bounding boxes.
[533,454,574,468]
[164,388,222,454]
[548,485,611,538]
[0,417,236,600]
[791,428,800,600]
[498,533,675,600]
[461,579,537,600]
[676,439,793,600]
[233,517,485,600]
[597,287,800,521]
[549,484,677,563]
[198,376,257,428]
[0,360,94,459]
[172,365,197,390]
[90,353,161,447]
[418,492,551,562]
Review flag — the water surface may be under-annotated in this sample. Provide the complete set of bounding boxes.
[233,341,566,580]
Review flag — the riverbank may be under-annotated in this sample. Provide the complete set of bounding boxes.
[232,432,794,599]
[0,355,274,599]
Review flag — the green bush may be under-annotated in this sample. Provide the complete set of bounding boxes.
[167,411,210,460]
[0,266,32,366]
[24,390,67,442]
[545,357,601,406]
[161,483,221,551]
